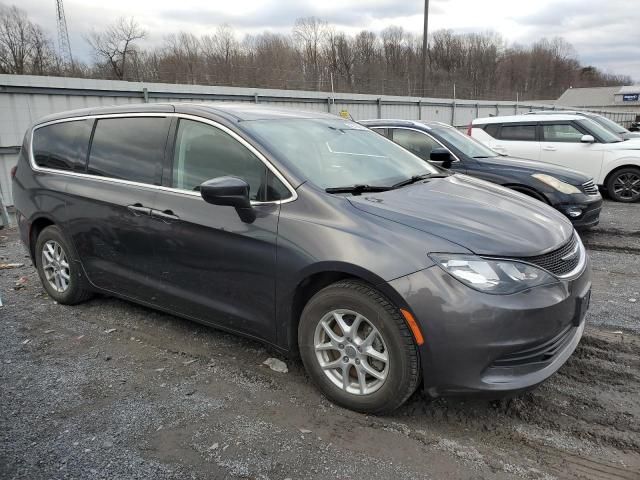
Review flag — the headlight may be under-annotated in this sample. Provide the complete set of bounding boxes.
[531,173,581,194]
[429,254,558,294]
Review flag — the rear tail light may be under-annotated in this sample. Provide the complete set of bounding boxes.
[10,165,17,178]
[466,122,472,136]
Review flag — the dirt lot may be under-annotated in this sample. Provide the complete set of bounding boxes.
[1,200,639,480]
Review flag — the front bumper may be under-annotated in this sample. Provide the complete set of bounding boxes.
[553,194,602,229]
[389,257,591,396]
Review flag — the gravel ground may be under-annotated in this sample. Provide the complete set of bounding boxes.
[1,200,639,480]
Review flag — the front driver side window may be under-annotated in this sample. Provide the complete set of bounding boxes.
[391,129,440,161]
[172,119,288,201]
[542,124,584,143]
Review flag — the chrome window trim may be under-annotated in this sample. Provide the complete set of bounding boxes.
[382,125,462,163]
[29,112,298,205]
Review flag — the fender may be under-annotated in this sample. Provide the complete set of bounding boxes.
[600,153,640,184]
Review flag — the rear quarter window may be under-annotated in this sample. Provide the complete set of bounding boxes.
[484,124,500,138]
[32,119,93,171]
[87,117,170,184]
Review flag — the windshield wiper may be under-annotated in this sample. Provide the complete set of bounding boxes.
[325,184,391,195]
[391,172,449,189]
[472,155,491,159]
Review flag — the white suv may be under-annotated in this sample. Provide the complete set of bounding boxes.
[471,114,640,202]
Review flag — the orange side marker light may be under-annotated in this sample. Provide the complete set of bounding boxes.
[400,309,424,346]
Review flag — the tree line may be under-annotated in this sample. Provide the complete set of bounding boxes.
[0,4,632,101]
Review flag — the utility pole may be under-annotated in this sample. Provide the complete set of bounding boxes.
[420,0,430,97]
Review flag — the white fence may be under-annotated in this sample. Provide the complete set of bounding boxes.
[1,74,637,206]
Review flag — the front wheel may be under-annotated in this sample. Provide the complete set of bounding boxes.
[606,167,640,202]
[298,280,420,414]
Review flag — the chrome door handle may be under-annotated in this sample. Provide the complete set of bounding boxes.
[151,209,180,222]
[542,146,557,151]
[127,204,151,216]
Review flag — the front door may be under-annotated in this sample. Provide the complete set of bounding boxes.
[539,122,604,180]
[150,118,285,342]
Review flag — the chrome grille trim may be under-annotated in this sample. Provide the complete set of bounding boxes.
[515,234,586,279]
[582,179,599,195]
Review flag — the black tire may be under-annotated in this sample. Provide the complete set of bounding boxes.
[298,280,420,414]
[35,225,93,304]
[606,167,640,203]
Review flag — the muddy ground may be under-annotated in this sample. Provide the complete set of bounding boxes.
[1,200,639,480]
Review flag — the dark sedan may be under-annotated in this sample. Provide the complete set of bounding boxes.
[361,119,603,229]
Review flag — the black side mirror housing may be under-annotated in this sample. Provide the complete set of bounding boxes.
[430,147,453,168]
[200,176,255,223]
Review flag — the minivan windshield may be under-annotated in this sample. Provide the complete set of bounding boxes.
[243,118,439,189]
[577,118,623,143]
[432,126,499,158]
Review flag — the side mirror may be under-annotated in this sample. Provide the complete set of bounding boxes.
[200,176,255,223]
[430,147,453,168]
[580,134,595,143]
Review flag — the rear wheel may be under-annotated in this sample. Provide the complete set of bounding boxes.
[298,280,420,414]
[35,225,93,304]
[606,167,640,202]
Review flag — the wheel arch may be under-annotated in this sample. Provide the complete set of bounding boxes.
[503,183,549,204]
[282,263,412,354]
[28,216,56,260]
[603,163,640,187]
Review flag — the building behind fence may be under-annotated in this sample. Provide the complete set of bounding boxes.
[1,74,638,206]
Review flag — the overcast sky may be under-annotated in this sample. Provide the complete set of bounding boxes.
[14,0,640,81]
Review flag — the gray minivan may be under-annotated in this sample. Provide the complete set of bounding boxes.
[12,103,591,413]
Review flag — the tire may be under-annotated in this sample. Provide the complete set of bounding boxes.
[298,280,420,414]
[606,167,640,203]
[35,225,93,304]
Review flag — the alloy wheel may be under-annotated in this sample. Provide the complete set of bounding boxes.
[612,172,640,200]
[41,240,71,293]
[314,309,389,395]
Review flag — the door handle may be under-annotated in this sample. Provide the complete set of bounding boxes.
[127,204,151,216]
[542,146,557,151]
[151,209,180,222]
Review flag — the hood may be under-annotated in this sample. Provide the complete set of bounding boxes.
[349,174,573,257]
[622,132,640,140]
[478,155,590,184]
[605,138,640,151]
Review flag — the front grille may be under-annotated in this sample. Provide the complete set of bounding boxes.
[491,326,574,368]
[516,234,581,276]
[582,179,599,195]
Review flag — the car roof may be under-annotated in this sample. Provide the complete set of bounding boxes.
[359,119,453,130]
[34,102,338,125]
[472,113,586,124]
[524,110,597,117]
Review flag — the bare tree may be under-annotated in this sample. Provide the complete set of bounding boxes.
[293,16,327,90]
[87,17,146,80]
[1,4,632,100]
[0,5,35,73]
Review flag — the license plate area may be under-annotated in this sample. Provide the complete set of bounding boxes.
[573,289,591,326]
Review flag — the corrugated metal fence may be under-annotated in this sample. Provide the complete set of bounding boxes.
[1,74,637,206]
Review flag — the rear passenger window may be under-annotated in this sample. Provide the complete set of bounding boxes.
[32,120,93,171]
[87,117,170,184]
[499,125,537,141]
[171,119,284,201]
[542,124,584,142]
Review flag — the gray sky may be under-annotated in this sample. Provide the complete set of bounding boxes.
[15,0,640,81]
